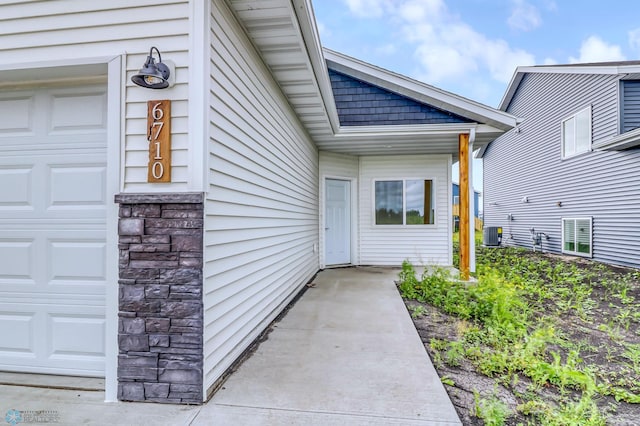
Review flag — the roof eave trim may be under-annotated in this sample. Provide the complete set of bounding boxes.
[290,0,341,133]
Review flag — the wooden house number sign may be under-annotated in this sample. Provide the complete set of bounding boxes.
[147,100,171,182]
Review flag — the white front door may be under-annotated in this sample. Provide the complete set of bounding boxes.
[0,85,108,377]
[325,179,351,265]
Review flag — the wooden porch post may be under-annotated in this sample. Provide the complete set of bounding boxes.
[459,133,470,280]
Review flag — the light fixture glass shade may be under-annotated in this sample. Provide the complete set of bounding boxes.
[131,47,171,89]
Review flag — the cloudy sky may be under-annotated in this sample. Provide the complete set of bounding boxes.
[312,0,640,199]
[313,0,640,108]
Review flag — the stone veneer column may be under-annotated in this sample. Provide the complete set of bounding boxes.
[115,193,204,404]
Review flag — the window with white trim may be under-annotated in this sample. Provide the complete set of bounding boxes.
[374,179,434,225]
[562,217,592,257]
[562,106,592,158]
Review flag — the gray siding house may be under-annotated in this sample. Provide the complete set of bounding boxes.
[480,61,640,268]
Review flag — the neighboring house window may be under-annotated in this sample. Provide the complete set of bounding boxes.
[562,106,591,158]
[562,217,592,257]
[375,179,434,225]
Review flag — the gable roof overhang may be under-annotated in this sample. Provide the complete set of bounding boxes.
[228,0,517,158]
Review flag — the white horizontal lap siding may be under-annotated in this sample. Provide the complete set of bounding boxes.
[204,1,319,392]
[485,72,640,268]
[319,151,359,266]
[359,155,450,266]
[0,0,191,192]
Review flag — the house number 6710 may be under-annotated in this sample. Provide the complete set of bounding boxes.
[147,100,171,183]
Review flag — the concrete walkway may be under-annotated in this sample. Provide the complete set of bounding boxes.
[2,267,460,425]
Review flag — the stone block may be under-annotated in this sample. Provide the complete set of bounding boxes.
[159,268,201,284]
[179,257,202,268]
[150,347,202,355]
[158,369,202,384]
[120,268,160,280]
[130,260,179,269]
[146,218,203,229]
[145,284,170,299]
[142,234,171,244]
[118,354,158,367]
[120,285,145,300]
[132,204,161,218]
[168,319,202,329]
[121,317,146,334]
[170,384,201,393]
[130,252,179,261]
[118,382,145,401]
[118,366,158,381]
[145,317,170,332]
[159,359,201,370]
[119,206,132,218]
[162,209,202,219]
[149,335,170,347]
[129,243,171,253]
[168,285,201,300]
[171,234,203,252]
[162,301,202,319]
[118,218,144,236]
[119,334,150,352]
[144,382,170,399]
[119,299,161,314]
[171,334,202,345]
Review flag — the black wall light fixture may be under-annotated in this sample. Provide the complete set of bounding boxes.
[131,46,173,89]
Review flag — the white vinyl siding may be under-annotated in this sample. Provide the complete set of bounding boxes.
[562,217,592,257]
[0,0,191,192]
[562,106,592,158]
[359,155,450,266]
[204,1,319,396]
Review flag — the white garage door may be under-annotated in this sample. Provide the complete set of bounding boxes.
[0,84,107,377]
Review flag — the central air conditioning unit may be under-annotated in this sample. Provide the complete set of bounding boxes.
[483,226,502,246]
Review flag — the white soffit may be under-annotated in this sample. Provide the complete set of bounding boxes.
[229,0,514,156]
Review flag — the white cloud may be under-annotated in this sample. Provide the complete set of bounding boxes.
[394,0,534,85]
[344,0,388,18]
[629,28,640,52]
[569,36,626,63]
[507,0,542,32]
[339,0,537,104]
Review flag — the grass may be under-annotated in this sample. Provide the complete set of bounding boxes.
[399,245,640,425]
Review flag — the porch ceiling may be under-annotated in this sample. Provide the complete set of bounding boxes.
[228,0,515,157]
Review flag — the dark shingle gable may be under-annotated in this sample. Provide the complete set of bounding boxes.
[328,69,473,126]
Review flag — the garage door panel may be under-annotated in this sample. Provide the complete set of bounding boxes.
[0,95,35,135]
[48,164,106,208]
[0,239,34,281]
[49,239,106,283]
[49,91,106,134]
[49,312,106,357]
[0,311,36,354]
[0,84,107,376]
[0,166,33,208]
